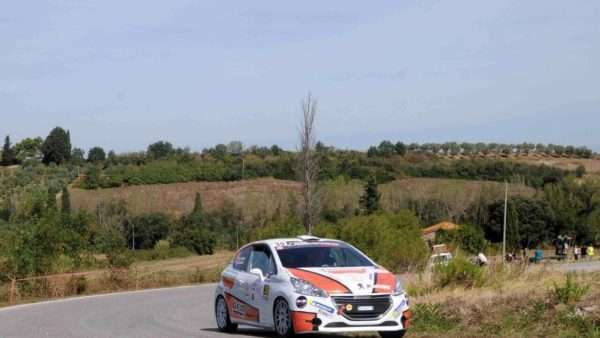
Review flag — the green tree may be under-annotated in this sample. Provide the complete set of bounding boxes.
[94,200,130,267]
[336,211,428,271]
[1,135,16,166]
[61,187,71,215]
[71,148,86,165]
[394,142,407,156]
[46,188,57,210]
[6,212,63,277]
[87,146,106,163]
[147,141,174,160]
[14,137,43,162]
[192,192,204,214]
[42,127,72,164]
[125,213,170,250]
[359,176,381,215]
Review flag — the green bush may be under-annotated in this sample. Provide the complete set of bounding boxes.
[436,224,487,254]
[433,255,484,288]
[553,273,589,305]
[334,211,429,272]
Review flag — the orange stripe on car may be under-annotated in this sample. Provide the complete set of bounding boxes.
[291,311,316,333]
[222,277,235,289]
[373,272,395,293]
[288,268,351,294]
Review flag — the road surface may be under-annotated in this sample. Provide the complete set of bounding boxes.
[0,284,347,338]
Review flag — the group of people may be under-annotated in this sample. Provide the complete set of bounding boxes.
[573,244,595,260]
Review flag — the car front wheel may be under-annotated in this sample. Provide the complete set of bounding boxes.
[273,298,295,337]
[215,296,237,333]
[379,330,406,338]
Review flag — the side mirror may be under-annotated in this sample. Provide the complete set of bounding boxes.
[250,268,264,280]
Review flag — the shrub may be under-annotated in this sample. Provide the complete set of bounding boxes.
[336,211,429,272]
[553,273,589,305]
[433,255,483,288]
[411,303,458,333]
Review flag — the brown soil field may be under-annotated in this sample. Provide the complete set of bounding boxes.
[69,177,301,219]
[70,177,536,223]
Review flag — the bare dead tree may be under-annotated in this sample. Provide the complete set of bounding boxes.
[298,93,320,234]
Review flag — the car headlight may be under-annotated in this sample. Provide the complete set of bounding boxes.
[393,278,405,296]
[290,277,329,298]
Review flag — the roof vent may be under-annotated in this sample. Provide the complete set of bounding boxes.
[297,235,320,242]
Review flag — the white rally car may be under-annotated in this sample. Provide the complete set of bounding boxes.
[214,236,411,337]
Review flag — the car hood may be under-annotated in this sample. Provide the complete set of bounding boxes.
[287,266,396,295]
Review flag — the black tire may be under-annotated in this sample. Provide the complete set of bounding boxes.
[273,298,295,337]
[379,330,406,338]
[215,296,238,333]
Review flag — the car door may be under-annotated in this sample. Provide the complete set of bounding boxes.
[225,246,260,323]
[246,244,278,326]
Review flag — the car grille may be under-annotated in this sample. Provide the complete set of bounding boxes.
[331,295,392,321]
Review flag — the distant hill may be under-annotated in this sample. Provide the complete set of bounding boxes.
[69,177,536,223]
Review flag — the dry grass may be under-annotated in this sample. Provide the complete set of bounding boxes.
[0,251,234,308]
[380,178,536,219]
[404,263,600,337]
[70,177,301,219]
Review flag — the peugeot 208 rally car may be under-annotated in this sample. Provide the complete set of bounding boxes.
[214,236,411,337]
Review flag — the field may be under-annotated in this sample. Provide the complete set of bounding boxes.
[69,177,537,223]
[69,177,301,219]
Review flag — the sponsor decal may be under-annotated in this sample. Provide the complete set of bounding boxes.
[308,298,335,314]
[392,299,407,318]
[263,285,270,299]
[232,301,246,316]
[358,305,374,312]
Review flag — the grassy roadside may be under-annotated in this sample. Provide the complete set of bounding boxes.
[0,251,233,308]
[405,265,600,338]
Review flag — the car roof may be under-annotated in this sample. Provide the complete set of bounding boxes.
[248,236,345,247]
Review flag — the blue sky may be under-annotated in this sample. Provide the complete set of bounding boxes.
[1,1,599,152]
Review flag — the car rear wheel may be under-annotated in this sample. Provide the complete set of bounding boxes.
[273,298,294,337]
[379,330,406,338]
[215,296,237,333]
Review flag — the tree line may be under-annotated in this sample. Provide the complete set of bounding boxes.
[366,140,594,159]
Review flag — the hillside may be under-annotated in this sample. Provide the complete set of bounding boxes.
[70,177,536,223]
[69,177,301,219]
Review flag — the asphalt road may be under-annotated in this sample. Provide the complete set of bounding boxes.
[1,260,598,338]
[0,284,349,338]
[0,284,264,338]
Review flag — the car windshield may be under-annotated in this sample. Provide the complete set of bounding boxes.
[276,243,374,268]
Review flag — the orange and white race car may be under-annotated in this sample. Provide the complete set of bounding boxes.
[214,236,411,337]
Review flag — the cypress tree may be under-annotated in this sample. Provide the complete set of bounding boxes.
[1,135,16,166]
[359,176,381,215]
[61,187,71,215]
[192,192,204,216]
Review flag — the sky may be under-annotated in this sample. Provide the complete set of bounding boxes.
[1,0,599,152]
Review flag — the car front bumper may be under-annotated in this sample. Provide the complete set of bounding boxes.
[290,293,411,334]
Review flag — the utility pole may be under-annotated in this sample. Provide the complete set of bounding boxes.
[502,181,508,264]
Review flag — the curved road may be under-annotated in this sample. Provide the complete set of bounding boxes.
[0,284,345,338]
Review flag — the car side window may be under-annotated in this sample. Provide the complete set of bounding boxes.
[233,246,251,271]
[249,245,277,277]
